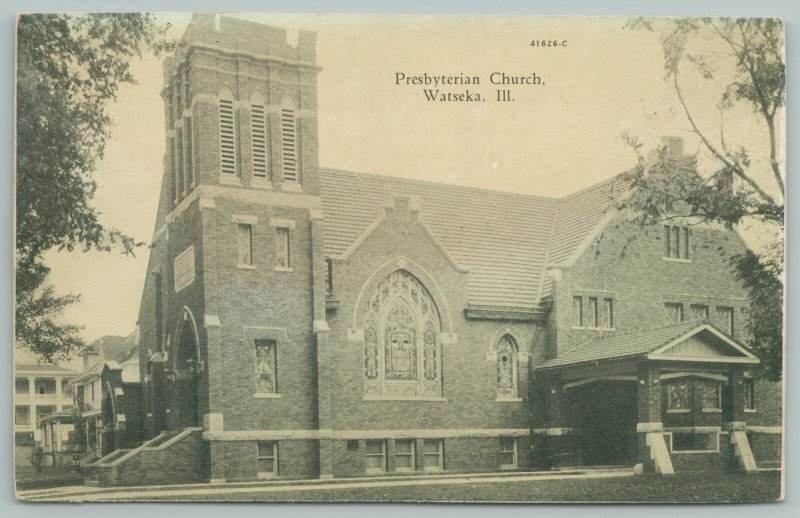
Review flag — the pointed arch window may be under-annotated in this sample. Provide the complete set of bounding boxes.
[362,270,442,398]
[280,96,298,183]
[496,335,518,399]
[218,86,237,176]
[250,91,269,179]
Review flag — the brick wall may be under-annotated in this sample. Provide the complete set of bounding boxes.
[555,216,751,358]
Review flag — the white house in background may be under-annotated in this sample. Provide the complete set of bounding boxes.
[14,349,80,445]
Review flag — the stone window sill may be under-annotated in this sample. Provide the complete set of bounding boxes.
[666,408,691,414]
[281,182,303,193]
[496,397,523,402]
[662,257,691,263]
[363,396,448,402]
[275,266,294,272]
[254,393,281,399]
[702,408,722,413]
[236,264,256,270]
[365,468,386,474]
[256,472,277,479]
[500,465,518,470]
[744,408,758,413]
[423,467,444,473]
[251,178,272,190]
[219,175,242,187]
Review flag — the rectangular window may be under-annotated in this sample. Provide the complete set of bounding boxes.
[665,225,690,259]
[670,432,718,453]
[275,227,291,268]
[394,439,415,472]
[587,297,598,328]
[744,379,756,411]
[423,439,443,471]
[346,440,359,451]
[700,381,722,410]
[499,438,517,468]
[14,406,30,426]
[256,441,278,477]
[665,302,684,323]
[572,296,583,327]
[237,223,253,266]
[690,304,709,321]
[15,378,29,393]
[601,298,614,329]
[365,440,387,472]
[667,381,689,412]
[254,340,277,394]
[251,103,268,178]
[219,98,237,176]
[716,306,734,335]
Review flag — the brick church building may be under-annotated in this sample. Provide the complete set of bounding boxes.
[84,15,782,486]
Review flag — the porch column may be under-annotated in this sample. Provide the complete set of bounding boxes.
[636,364,665,472]
[55,376,63,411]
[726,365,746,424]
[28,376,37,441]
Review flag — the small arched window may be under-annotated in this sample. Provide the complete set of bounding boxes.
[218,86,237,176]
[250,91,268,179]
[496,335,518,399]
[280,96,298,183]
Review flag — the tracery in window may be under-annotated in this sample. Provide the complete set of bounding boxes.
[362,270,441,398]
[496,335,518,398]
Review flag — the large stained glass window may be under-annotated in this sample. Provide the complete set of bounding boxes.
[496,335,518,398]
[361,270,442,398]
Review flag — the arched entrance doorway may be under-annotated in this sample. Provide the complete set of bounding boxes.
[167,308,202,429]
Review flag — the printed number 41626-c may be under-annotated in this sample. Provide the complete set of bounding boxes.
[530,39,567,47]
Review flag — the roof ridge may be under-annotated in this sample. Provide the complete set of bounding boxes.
[320,167,559,203]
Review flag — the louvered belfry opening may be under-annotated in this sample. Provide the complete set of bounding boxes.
[251,101,268,178]
[218,91,237,176]
[280,97,298,183]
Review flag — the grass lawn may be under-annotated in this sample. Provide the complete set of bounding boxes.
[136,471,782,503]
[16,465,83,491]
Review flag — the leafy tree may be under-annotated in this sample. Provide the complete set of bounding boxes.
[622,18,784,380]
[16,14,171,361]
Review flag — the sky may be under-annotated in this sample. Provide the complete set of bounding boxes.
[39,13,784,343]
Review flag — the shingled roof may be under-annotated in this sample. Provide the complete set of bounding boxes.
[538,321,756,369]
[319,168,628,310]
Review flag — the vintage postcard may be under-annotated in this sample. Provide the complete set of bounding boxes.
[13,13,785,502]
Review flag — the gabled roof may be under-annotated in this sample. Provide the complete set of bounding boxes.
[320,168,558,310]
[539,322,759,369]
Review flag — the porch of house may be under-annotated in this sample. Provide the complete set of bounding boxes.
[533,322,761,474]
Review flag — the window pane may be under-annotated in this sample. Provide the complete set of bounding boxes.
[237,223,252,265]
[683,227,690,259]
[395,439,413,454]
[384,304,417,380]
[588,297,598,327]
[275,227,290,268]
[257,441,274,458]
[665,302,683,323]
[366,456,384,469]
[700,381,721,409]
[716,307,734,335]
[668,381,688,410]
[690,304,709,321]
[255,340,276,393]
[573,296,583,326]
[499,452,515,466]
[671,226,680,258]
[602,298,613,328]
[423,439,441,455]
[258,458,274,472]
[496,336,517,398]
[744,380,756,410]
[365,440,384,455]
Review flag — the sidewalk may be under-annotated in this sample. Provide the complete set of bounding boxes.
[18,467,634,502]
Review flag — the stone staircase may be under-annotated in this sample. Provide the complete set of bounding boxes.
[83,427,208,487]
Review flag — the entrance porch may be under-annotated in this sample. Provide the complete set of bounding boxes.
[535,322,761,473]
